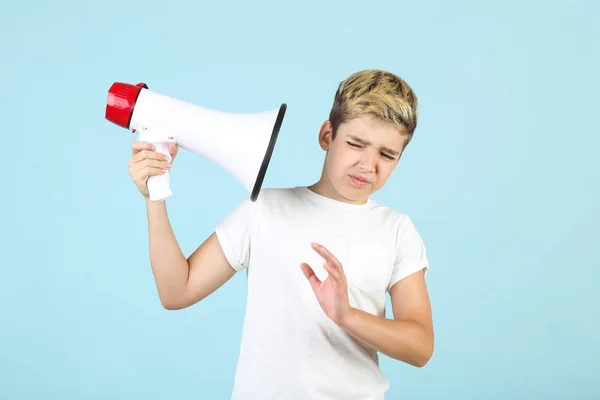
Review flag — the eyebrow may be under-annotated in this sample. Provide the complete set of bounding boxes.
[348,135,401,156]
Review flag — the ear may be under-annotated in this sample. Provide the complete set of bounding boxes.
[318,121,333,151]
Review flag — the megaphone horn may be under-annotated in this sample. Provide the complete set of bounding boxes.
[105,82,287,202]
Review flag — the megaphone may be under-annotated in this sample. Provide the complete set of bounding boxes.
[105,82,286,202]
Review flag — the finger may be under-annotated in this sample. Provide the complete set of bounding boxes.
[131,158,170,173]
[129,159,169,175]
[131,150,170,166]
[321,261,342,281]
[168,142,179,158]
[312,243,346,282]
[132,141,155,155]
[300,263,321,289]
[311,243,342,269]
[136,166,169,179]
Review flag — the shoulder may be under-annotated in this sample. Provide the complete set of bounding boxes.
[253,186,305,211]
[255,186,300,202]
[370,202,429,282]
[367,201,425,250]
[369,199,415,229]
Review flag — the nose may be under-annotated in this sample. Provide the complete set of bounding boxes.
[358,151,376,173]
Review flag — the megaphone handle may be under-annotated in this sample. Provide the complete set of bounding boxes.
[138,127,173,202]
[147,141,173,201]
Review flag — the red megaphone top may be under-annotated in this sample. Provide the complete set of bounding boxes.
[105,82,148,129]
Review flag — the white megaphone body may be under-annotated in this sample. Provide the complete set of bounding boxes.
[105,82,286,202]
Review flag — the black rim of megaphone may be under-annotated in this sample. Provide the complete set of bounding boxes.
[250,103,287,202]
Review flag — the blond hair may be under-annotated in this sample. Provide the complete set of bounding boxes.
[328,69,419,147]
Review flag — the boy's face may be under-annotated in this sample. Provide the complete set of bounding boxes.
[317,116,405,204]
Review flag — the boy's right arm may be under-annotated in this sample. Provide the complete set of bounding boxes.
[130,141,235,310]
[146,200,235,309]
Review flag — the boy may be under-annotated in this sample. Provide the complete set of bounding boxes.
[127,69,433,399]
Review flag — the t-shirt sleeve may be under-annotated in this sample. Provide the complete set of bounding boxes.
[215,197,257,272]
[388,217,430,291]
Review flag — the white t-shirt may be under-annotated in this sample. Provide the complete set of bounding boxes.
[215,186,429,400]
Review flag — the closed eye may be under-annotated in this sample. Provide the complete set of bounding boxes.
[348,141,395,160]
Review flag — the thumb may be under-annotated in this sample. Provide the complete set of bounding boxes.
[169,142,179,159]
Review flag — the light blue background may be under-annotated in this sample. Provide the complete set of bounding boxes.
[1,0,598,398]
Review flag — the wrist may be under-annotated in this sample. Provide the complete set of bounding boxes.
[340,307,358,329]
[145,196,166,209]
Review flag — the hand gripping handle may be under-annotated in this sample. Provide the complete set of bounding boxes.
[138,126,173,202]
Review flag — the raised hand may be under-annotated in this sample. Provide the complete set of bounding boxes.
[300,243,352,326]
[128,141,178,198]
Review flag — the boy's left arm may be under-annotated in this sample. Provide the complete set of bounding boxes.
[302,242,434,367]
[340,269,434,367]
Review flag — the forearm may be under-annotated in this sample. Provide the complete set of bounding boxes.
[340,308,433,367]
[145,198,189,308]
